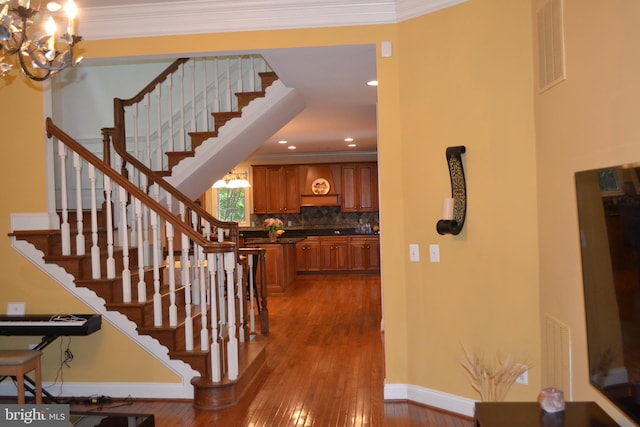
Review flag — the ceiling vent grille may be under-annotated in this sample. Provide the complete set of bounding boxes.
[537,0,566,92]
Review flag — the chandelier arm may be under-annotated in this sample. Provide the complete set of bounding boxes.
[18,49,52,81]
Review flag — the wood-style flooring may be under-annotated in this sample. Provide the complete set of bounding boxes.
[62,273,474,426]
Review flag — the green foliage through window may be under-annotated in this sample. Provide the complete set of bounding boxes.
[217,188,246,222]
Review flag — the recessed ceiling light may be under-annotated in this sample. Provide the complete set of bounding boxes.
[344,137,354,142]
[287,146,297,150]
[278,140,288,144]
[347,144,357,148]
[366,80,378,86]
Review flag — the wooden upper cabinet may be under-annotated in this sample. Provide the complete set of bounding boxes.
[341,163,378,212]
[252,165,300,214]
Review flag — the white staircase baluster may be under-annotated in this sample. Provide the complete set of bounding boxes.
[207,252,220,381]
[73,152,85,256]
[150,211,163,326]
[88,164,101,279]
[127,163,137,246]
[202,58,209,132]
[134,198,146,302]
[249,56,256,92]
[144,93,151,169]
[199,243,209,351]
[237,56,243,95]
[168,73,175,153]
[166,220,177,327]
[212,59,220,113]
[225,58,232,112]
[179,63,186,152]
[57,140,71,256]
[104,176,116,279]
[183,232,193,351]
[140,174,151,267]
[190,59,196,133]
[156,85,162,171]
[225,251,238,380]
[119,186,132,303]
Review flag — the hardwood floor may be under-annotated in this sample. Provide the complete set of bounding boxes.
[66,273,473,426]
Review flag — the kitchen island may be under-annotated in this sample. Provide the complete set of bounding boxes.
[244,237,304,295]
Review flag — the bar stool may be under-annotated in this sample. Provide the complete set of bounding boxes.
[0,350,42,404]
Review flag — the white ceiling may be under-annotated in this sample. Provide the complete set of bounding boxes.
[69,0,465,159]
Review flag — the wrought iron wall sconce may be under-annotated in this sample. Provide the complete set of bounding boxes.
[436,146,467,235]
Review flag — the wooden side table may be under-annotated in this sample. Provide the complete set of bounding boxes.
[474,402,619,427]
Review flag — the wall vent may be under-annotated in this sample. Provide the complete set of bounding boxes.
[543,313,572,399]
[537,0,566,92]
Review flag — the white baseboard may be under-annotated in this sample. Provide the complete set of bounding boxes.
[384,383,476,418]
[0,380,193,401]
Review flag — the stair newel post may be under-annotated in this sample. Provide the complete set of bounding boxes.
[224,251,239,381]
[206,251,221,382]
[73,152,85,256]
[104,176,116,279]
[194,245,209,351]
[248,254,256,336]
[237,262,246,343]
[118,186,132,303]
[150,211,163,327]
[135,198,146,303]
[88,164,101,279]
[57,140,71,256]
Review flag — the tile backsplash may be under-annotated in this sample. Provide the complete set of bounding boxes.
[252,206,378,229]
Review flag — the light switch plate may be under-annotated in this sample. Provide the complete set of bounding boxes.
[409,244,420,262]
[6,302,25,316]
[429,244,440,263]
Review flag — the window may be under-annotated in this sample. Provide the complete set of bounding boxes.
[217,187,248,223]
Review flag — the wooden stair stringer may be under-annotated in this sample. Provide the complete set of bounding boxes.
[165,79,305,200]
[9,235,201,399]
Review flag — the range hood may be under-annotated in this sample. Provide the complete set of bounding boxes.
[300,164,341,207]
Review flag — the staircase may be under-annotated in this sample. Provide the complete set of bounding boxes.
[8,54,300,409]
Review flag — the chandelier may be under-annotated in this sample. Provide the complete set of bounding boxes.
[0,0,82,81]
[213,170,251,189]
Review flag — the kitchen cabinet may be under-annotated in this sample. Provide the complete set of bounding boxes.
[341,163,378,212]
[349,236,380,271]
[295,237,322,272]
[252,165,300,214]
[320,236,349,271]
[246,240,297,294]
[295,236,354,272]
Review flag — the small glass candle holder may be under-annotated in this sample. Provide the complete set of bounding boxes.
[539,387,565,413]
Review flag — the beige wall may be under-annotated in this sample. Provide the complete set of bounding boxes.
[534,1,640,425]
[8,0,636,420]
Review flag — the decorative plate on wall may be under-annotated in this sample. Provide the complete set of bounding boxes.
[311,178,330,195]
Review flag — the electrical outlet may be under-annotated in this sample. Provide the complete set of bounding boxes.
[516,368,528,385]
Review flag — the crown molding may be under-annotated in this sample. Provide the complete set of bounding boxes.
[79,0,468,41]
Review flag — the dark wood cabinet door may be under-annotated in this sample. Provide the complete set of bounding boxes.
[341,163,378,212]
[252,166,268,213]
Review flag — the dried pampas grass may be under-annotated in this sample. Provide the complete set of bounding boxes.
[460,346,529,402]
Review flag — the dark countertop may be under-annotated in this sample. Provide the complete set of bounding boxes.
[240,227,379,238]
[244,237,305,245]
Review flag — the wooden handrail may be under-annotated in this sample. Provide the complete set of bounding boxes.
[108,56,240,258]
[46,117,235,255]
[118,58,189,107]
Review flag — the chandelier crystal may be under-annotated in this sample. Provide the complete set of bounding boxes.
[0,0,82,81]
